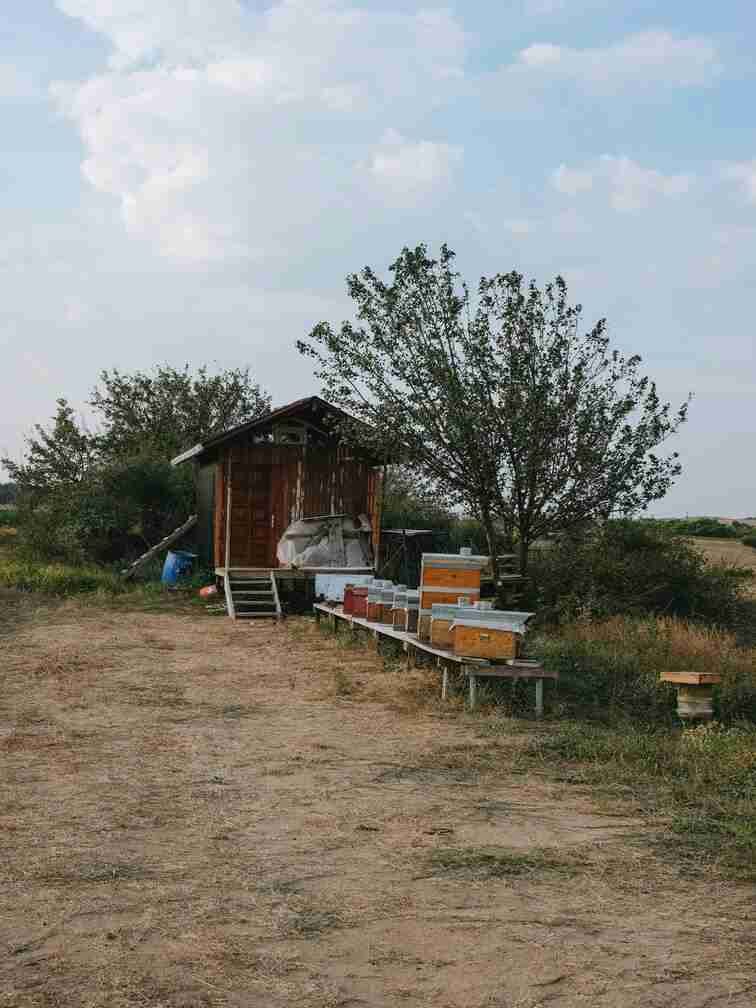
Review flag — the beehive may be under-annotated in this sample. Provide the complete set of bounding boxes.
[430,603,463,649]
[392,588,408,630]
[420,550,488,612]
[343,584,356,615]
[380,584,400,625]
[352,585,369,618]
[450,611,534,661]
[418,609,432,641]
[406,590,420,633]
[367,580,388,622]
[659,672,722,721]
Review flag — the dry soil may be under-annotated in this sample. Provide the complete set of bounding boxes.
[1,605,754,1007]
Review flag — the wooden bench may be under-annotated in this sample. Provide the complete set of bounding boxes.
[313,603,556,717]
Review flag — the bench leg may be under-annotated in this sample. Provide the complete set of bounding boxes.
[535,678,544,719]
[441,666,449,701]
[468,673,477,711]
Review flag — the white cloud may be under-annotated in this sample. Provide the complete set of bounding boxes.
[552,164,593,195]
[552,156,691,212]
[508,30,720,91]
[723,161,756,204]
[369,129,462,202]
[52,1,468,261]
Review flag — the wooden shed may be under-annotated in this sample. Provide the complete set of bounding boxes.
[171,396,383,575]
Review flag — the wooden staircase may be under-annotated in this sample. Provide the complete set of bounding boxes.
[223,570,282,620]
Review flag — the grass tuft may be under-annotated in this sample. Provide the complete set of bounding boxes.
[425,845,577,880]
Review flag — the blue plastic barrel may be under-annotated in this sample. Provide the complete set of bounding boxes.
[161,550,197,585]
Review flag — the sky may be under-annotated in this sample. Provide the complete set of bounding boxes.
[1,0,754,517]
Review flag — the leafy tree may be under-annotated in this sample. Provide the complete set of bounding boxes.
[299,244,689,574]
[3,399,97,496]
[2,364,271,564]
[0,482,17,505]
[90,364,271,459]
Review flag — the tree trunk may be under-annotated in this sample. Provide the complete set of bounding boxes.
[480,509,499,582]
[518,537,530,576]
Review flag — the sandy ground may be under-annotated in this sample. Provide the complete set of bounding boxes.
[1,605,755,1007]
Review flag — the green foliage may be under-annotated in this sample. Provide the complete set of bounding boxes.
[90,363,271,459]
[526,519,753,627]
[299,243,689,573]
[0,557,127,596]
[2,364,270,568]
[2,399,96,495]
[531,615,756,724]
[0,509,18,528]
[16,456,193,565]
[0,482,17,505]
[742,532,756,549]
[643,516,750,539]
[528,720,756,879]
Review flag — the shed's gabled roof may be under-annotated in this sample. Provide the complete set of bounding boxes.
[170,395,357,466]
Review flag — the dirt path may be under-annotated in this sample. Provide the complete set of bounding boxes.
[1,608,754,1007]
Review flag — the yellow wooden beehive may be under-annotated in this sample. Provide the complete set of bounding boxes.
[450,611,534,661]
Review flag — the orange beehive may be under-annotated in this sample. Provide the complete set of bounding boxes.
[420,587,480,609]
[453,626,519,660]
[450,611,533,661]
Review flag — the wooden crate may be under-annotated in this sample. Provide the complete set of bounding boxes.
[453,625,519,661]
[418,612,431,641]
[367,601,382,622]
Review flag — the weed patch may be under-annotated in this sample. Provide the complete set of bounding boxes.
[425,846,577,880]
[527,720,756,880]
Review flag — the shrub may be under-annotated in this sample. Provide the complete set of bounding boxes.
[643,516,748,539]
[531,615,756,724]
[16,456,194,565]
[742,532,756,549]
[0,509,18,528]
[525,519,753,628]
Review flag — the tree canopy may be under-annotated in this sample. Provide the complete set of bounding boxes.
[3,364,270,564]
[298,244,690,572]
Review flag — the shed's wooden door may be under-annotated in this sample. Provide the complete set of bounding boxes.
[229,457,274,568]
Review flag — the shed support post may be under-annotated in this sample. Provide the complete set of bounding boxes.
[442,666,449,701]
[535,678,544,719]
[468,670,477,711]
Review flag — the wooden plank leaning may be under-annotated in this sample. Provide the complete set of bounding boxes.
[120,515,198,579]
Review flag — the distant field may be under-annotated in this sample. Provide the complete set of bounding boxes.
[689,536,756,595]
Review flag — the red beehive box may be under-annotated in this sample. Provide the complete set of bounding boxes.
[343,584,356,615]
[352,586,369,618]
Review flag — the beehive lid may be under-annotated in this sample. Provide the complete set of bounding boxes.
[450,611,534,634]
[430,603,463,620]
[421,552,489,569]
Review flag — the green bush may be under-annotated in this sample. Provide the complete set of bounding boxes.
[742,532,756,549]
[531,615,756,724]
[525,519,753,629]
[0,509,18,528]
[16,455,194,565]
[643,516,749,539]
